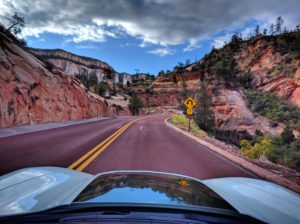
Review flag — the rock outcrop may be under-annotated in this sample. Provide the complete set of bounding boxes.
[0,32,110,128]
[237,37,300,107]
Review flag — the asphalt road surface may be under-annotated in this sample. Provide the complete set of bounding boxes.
[0,115,255,179]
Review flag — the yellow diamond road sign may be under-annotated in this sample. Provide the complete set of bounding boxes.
[184,97,196,109]
[187,108,193,115]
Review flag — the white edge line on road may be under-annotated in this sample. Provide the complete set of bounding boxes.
[164,116,300,194]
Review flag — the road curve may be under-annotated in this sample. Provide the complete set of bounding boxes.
[84,115,255,180]
[0,115,255,180]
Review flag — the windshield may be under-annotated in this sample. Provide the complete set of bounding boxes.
[0,0,300,223]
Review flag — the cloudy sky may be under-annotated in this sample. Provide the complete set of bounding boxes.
[0,0,299,74]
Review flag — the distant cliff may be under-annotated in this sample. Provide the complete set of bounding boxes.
[30,48,153,85]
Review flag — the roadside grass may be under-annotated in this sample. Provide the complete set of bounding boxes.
[171,114,207,137]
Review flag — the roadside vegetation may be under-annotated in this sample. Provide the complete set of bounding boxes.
[243,89,300,129]
[241,126,300,171]
[194,81,215,132]
[171,114,207,137]
[179,16,300,171]
[128,93,144,115]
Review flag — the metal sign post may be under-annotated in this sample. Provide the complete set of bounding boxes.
[188,115,191,132]
[184,97,196,132]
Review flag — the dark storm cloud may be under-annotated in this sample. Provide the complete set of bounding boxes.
[0,0,299,46]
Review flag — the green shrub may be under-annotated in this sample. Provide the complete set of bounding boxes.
[244,89,300,129]
[240,131,300,171]
[238,72,253,88]
[94,82,107,97]
[241,136,271,159]
[128,93,144,115]
[172,114,207,137]
[281,126,295,144]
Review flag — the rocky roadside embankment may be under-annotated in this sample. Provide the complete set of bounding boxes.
[0,32,111,128]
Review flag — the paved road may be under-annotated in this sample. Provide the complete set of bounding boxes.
[0,115,255,179]
[0,116,134,175]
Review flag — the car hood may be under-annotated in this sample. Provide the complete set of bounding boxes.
[0,167,300,224]
[0,167,93,217]
[203,178,300,224]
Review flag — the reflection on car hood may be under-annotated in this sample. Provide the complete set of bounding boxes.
[73,171,234,211]
[0,167,300,224]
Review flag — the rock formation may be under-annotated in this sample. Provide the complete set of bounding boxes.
[133,34,299,144]
[7,31,298,146]
[0,32,110,128]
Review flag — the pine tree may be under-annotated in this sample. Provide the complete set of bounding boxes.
[177,62,188,99]
[194,81,215,131]
[269,23,274,35]
[95,82,107,97]
[128,93,144,115]
[103,67,114,80]
[88,71,98,87]
[263,28,267,35]
[181,78,188,99]
[281,126,295,145]
[276,16,284,34]
[5,12,25,35]
[255,25,260,36]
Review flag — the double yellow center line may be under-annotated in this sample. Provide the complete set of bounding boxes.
[68,119,138,171]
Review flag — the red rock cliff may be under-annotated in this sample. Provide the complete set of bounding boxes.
[0,32,110,128]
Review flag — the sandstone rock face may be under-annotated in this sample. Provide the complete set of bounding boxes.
[237,37,300,107]
[0,33,110,128]
[213,89,283,136]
